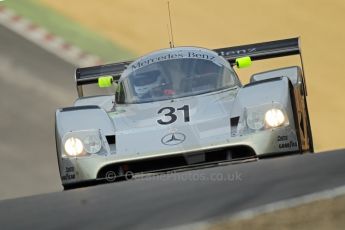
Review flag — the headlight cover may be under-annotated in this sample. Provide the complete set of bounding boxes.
[83,135,102,154]
[247,111,265,130]
[62,130,103,157]
[245,103,289,131]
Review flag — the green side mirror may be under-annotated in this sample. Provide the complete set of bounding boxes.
[235,56,252,68]
[98,76,113,88]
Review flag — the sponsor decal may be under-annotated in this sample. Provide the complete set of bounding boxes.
[62,166,76,181]
[279,141,298,149]
[277,135,297,149]
[161,132,186,146]
[65,166,75,173]
[61,174,76,181]
[277,135,288,142]
[131,51,217,70]
[217,48,257,57]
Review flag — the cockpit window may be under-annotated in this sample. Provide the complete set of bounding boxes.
[120,52,239,103]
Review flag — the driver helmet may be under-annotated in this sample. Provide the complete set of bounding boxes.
[133,70,162,97]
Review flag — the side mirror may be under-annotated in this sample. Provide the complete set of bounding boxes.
[235,56,252,68]
[98,76,114,88]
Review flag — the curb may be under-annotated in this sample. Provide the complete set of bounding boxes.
[0,5,103,67]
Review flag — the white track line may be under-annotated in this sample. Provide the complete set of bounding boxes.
[167,184,345,230]
[0,6,103,67]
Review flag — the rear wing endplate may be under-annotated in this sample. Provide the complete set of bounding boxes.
[75,37,306,97]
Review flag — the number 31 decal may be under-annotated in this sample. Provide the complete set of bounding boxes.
[157,105,190,125]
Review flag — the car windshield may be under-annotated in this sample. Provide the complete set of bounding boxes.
[120,54,239,103]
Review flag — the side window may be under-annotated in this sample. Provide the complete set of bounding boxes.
[222,68,233,86]
[115,82,125,104]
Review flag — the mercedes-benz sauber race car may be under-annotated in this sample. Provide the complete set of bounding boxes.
[55,37,313,189]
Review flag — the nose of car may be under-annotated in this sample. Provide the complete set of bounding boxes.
[110,92,236,156]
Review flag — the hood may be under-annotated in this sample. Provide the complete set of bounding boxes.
[108,88,238,156]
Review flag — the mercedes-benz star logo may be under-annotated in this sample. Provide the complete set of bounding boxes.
[161,132,186,146]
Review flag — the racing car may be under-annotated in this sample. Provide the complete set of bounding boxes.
[55,37,313,189]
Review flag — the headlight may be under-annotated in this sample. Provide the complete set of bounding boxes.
[244,104,288,132]
[62,130,104,157]
[64,137,84,156]
[83,135,102,154]
[247,111,265,130]
[265,108,286,128]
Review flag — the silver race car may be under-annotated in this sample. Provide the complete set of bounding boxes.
[55,38,313,189]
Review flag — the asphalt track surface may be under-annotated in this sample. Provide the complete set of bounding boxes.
[0,25,75,199]
[0,149,344,230]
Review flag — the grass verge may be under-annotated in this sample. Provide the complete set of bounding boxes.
[2,0,134,62]
[209,194,345,230]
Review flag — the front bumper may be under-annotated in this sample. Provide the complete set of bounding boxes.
[59,126,299,185]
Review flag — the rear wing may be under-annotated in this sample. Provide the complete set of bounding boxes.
[215,37,301,65]
[75,37,306,97]
[75,60,132,96]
